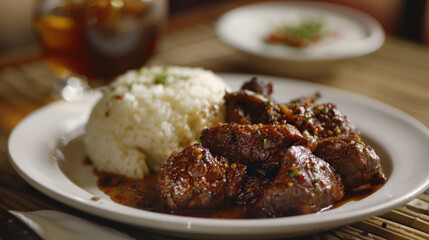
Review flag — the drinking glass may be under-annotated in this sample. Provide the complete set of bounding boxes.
[34,0,167,100]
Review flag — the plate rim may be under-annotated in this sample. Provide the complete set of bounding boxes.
[8,73,429,238]
[216,1,385,61]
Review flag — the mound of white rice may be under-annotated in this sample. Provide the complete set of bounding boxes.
[84,66,229,179]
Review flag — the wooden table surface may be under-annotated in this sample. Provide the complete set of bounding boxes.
[1,1,428,239]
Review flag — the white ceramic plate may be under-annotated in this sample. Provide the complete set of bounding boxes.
[217,1,384,61]
[8,74,429,239]
[216,2,385,77]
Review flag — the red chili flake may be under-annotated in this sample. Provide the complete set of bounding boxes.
[114,193,125,200]
[111,179,118,185]
[116,95,123,100]
[289,169,297,177]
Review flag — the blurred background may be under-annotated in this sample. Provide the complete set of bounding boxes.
[0,0,428,56]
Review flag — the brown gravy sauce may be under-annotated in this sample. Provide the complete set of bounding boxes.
[95,169,381,219]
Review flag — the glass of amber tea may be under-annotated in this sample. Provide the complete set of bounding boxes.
[34,0,167,87]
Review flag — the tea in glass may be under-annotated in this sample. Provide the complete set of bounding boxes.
[34,0,167,83]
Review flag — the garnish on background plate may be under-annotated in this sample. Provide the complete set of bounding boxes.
[266,19,329,48]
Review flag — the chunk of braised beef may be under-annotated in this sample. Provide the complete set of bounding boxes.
[224,90,281,124]
[225,162,247,199]
[200,123,312,170]
[157,144,246,211]
[314,136,386,190]
[279,102,360,140]
[253,146,344,218]
[240,77,274,97]
[234,175,273,206]
[228,79,359,142]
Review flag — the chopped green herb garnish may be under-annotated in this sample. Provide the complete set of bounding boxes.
[154,74,167,84]
[289,169,297,177]
[196,134,203,143]
[263,138,268,150]
[313,107,327,115]
[152,66,191,85]
[288,20,324,40]
[264,100,272,107]
[267,19,329,48]
[314,178,320,183]
[153,66,169,84]
[127,83,133,91]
